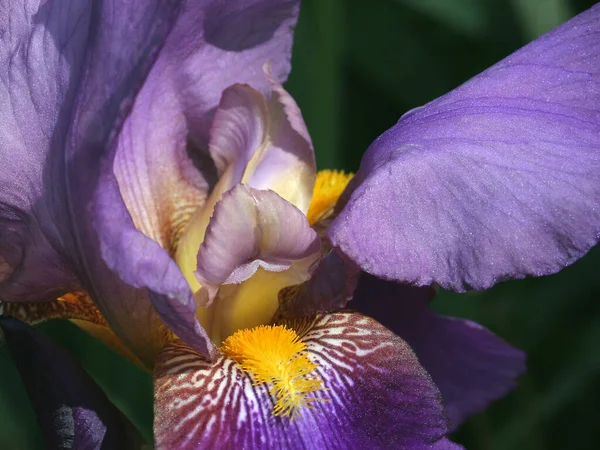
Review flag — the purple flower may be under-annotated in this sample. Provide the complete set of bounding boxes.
[1,0,597,448]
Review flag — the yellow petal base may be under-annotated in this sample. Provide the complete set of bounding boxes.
[220,324,327,418]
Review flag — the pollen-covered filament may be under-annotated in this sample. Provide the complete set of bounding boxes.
[220,324,327,418]
[307,169,353,225]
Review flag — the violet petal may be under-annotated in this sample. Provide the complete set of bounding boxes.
[85,0,301,362]
[350,275,526,429]
[114,0,301,249]
[0,0,94,302]
[329,5,600,291]
[62,0,215,366]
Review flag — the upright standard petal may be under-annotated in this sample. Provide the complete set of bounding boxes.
[114,0,301,251]
[0,317,144,449]
[242,78,316,214]
[0,0,93,302]
[207,80,316,213]
[154,313,455,449]
[329,5,600,291]
[89,0,300,362]
[61,0,215,366]
[350,275,526,428]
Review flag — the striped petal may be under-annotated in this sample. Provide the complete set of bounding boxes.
[154,312,455,449]
[350,275,526,429]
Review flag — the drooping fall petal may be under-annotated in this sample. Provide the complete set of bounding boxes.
[0,317,144,449]
[154,312,457,449]
[350,275,526,428]
[207,80,315,213]
[329,5,600,291]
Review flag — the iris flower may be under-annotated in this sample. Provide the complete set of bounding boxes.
[0,0,598,448]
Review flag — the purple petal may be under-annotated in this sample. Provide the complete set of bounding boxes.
[60,0,218,366]
[432,440,465,450]
[195,185,320,303]
[243,79,316,214]
[207,79,315,213]
[0,317,143,449]
[114,0,301,250]
[154,312,454,449]
[329,5,600,291]
[350,275,526,428]
[208,84,269,182]
[93,175,217,362]
[0,1,93,302]
[0,0,193,365]
[84,0,300,362]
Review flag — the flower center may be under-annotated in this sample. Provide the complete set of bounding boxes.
[220,324,327,418]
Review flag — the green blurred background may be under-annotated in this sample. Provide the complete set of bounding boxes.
[1,0,599,448]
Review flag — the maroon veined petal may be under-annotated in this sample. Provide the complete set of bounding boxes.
[154,312,457,449]
[350,275,526,429]
[329,5,600,292]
